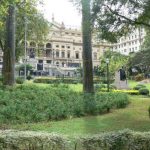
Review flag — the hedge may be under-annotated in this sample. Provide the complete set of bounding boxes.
[0,84,129,124]
[33,77,114,84]
[1,130,150,150]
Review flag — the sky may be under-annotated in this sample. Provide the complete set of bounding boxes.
[38,0,82,28]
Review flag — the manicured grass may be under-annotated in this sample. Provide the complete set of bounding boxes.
[128,80,150,90]
[10,96,150,137]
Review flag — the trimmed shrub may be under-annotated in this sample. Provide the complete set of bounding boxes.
[77,130,150,150]
[0,84,129,124]
[1,130,150,150]
[26,75,32,80]
[16,77,24,84]
[33,77,115,84]
[139,88,149,95]
[114,89,139,95]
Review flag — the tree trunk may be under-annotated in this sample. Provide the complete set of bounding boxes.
[81,0,94,93]
[2,4,16,86]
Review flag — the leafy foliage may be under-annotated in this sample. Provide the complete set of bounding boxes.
[0,84,129,124]
[0,0,50,60]
[92,0,150,42]
[139,88,149,95]
[99,50,129,76]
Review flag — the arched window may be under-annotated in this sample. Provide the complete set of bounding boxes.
[61,51,65,58]
[30,42,36,47]
[46,49,52,57]
[67,51,70,58]
[46,43,52,49]
[56,62,59,67]
[75,51,79,59]
[56,51,59,58]
[62,62,65,67]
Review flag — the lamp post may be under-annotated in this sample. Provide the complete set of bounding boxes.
[24,0,27,80]
[106,58,110,92]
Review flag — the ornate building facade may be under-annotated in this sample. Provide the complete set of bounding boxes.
[22,19,111,77]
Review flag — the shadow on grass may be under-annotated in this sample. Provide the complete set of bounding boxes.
[82,93,101,134]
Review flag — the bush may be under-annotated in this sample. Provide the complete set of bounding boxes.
[1,130,150,150]
[33,77,115,85]
[139,88,149,95]
[26,75,32,80]
[0,84,129,124]
[78,130,150,150]
[33,78,80,84]
[16,77,24,84]
[114,89,139,95]
[133,86,142,90]
[134,74,144,81]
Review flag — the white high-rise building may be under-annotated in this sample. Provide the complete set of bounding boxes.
[112,28,146,55]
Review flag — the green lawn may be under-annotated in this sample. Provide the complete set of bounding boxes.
[128,80,150,90]
[11,96,150,137]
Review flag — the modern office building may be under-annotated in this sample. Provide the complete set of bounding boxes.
[112,28,146,55]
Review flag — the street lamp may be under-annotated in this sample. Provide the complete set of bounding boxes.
[24,0,27,80]
[106,58,109,92]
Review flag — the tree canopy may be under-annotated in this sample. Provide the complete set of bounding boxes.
[99,50,129,76]
[0,0,50,60]
[92,0,150,42]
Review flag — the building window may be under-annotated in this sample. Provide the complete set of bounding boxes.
[29,48,35,58]
[47,60,52,64]
[75,52,79,59]
[67,51,70,58]
[56,62,59,67]
[61,45,65,48]
[124,49,127,52]
[46,49,52,57]
[62,51,65,58]
[46,43,52,48]
[38,60,43,63]
[30,42,36,47]
[62,62,65,67]
[56,45,59,48]
[67,46,70,49]
[56,51,59,58]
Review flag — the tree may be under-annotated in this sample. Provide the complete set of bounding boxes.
[0,0,50,86]
[82,0,94,93]
[99,50,129,77]
[92,0,150,42]
[128,32,150,75]
[2,4,16,85]
[70,0,94,93]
